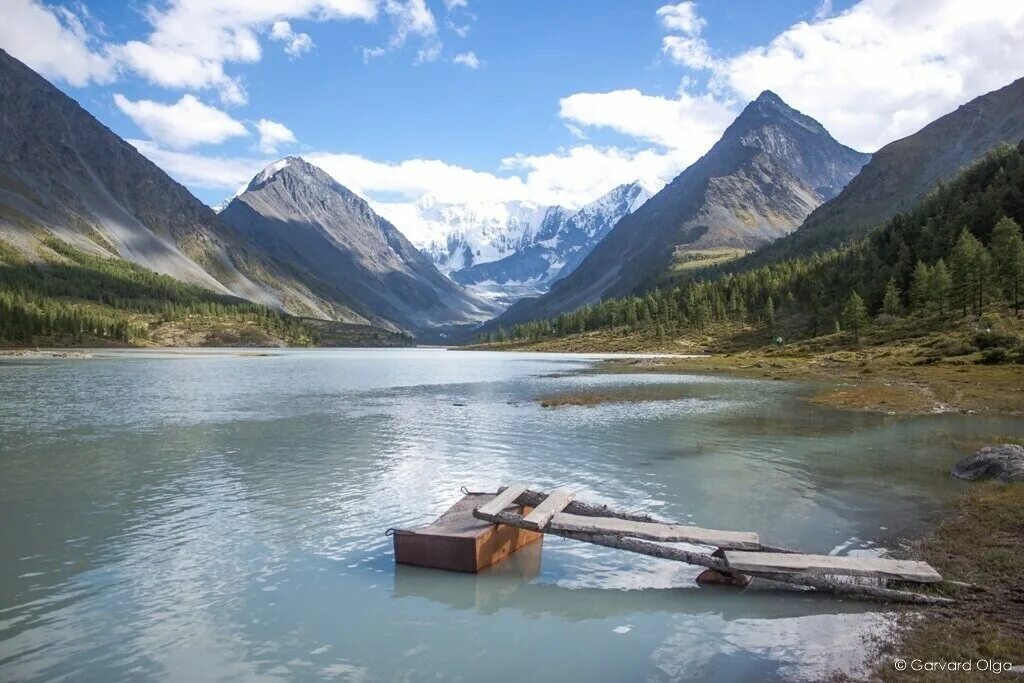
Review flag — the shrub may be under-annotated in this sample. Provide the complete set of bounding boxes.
[973,330,1019,350]
[978,347,1009,364]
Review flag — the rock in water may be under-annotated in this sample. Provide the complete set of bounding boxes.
[951,444,1024,482]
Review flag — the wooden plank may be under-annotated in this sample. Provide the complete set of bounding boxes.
[521,489,575,530]
[475,483,529,517]
[724,551,942,583]
[549,513,761,550]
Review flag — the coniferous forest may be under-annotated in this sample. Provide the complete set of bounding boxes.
[496,142,1024,361]
[0,236,316,345]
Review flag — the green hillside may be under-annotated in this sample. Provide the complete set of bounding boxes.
[491,142,1024,362]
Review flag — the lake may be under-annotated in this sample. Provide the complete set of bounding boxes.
[1,348,1019,681]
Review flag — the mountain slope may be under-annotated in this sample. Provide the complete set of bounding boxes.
[0,48,366,323]
[493,91,869,327]
[220,158,498,331]
[450,181,656,306]
[744,76,1024,266]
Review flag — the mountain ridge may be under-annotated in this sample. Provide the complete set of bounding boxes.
[220,157,499,331]
[738,76,1024,267]
[489,91,870,329]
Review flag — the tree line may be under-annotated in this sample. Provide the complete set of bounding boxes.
[492,142,1024,347]
[0,236,315,345]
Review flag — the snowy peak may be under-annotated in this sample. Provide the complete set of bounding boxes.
[443,180,657,307]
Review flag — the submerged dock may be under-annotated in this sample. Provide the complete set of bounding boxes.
[393,484,953,605]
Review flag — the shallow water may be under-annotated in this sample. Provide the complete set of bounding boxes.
[1,348,1018,682]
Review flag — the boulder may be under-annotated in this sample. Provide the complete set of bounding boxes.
[951,444,1024,482]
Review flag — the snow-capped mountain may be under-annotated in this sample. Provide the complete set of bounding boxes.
[434,181,660,306]
[416,198,556,273]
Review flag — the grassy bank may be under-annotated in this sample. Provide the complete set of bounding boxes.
[876,483,1024,681]
[469,316,1024,416]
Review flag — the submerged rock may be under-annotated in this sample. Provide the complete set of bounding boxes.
[951,444,1024,482]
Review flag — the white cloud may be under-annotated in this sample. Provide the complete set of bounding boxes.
[712,0,1024,150]
[270,21,314,58]
[657,1,714,70]
[129,139,265,191]
[656,2,705,35]
[444,0,469,9]
[114,94,248,149]
[661,35,714,70]
[385,0,438,45]
[0,0,116,87]
[453,51,481,69]
[559,88,735,156]
[256,119,298,154]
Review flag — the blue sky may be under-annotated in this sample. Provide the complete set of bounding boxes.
[3,0,1024,242]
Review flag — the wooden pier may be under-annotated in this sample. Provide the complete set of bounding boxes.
[464,484,953,605]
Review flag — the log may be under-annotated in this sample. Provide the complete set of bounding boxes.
[743,571,955,605]
[511,489,664,524]
[506,488,795,552]
[476,509,733,574]
[522,488,575,530]
[724,551,942,584]
[550,512,760,550]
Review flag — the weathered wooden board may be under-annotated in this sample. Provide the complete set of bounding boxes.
[550,513,761,550]
[476,483,529,517]
[393,493,541,573]
[724,551,942,583]
[522,488,575,530]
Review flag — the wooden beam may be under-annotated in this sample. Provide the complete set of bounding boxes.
[550,512,760,550]
[476,483,529,517]
[512,489,663,523]
[522,489,575,530]
[745,571,955,605]
[724,551,942,584]
[475,509,949,605]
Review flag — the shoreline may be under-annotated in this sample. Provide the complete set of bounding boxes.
[874,482,1024,680]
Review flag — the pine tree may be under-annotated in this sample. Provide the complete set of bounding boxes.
[909,261,931,314]
[930,258,952,316]
[881,278,901,316]
[841,291,869,343]
[950,229,983,316]
[764,295,775,329]
[990,216,1024,311]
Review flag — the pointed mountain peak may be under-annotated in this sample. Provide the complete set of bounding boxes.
[730,90,830,139]
[247,156,305,191]
[755,89,785,105]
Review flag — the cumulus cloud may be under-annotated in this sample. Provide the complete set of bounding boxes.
[270,21,314,58]
[256,119,298,154]
[656,2,705,35]
[559,88,735,157]
[0,0,116,86]
[129,139,264,191]
[713,0,1024,150]
[114,94,248,149]
[452,51,481,69]
[657,1,713,70]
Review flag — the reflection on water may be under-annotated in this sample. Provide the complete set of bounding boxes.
[1,349,1019,681]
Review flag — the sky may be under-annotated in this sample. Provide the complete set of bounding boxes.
[3,0,1024,244]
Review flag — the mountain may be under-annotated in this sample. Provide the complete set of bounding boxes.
[740,76,1024,266]
[449,182,657,306]
[492,91,870,327]
[219,157,499,331]
[0,48,367,324]
[418,198,554,273]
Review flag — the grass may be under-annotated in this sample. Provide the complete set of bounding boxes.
[668,247,749,273]
[469,314,1024,416]
[536,384,692,408]
[874,483,1024,681]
